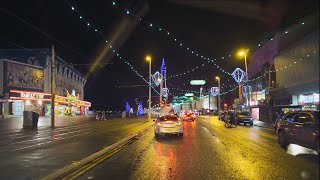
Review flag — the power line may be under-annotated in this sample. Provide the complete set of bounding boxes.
[0,7,82,56]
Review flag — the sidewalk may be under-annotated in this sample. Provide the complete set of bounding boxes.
[0,115,95,133]
[0,117,153,179]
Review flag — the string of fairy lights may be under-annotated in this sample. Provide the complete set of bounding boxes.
[66,1,313,97]
[168,49,317,96]
[105,0,309,80]
[67,1,162,95]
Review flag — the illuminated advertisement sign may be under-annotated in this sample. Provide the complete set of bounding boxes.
[5,61,44,90]
[299,94,319,104]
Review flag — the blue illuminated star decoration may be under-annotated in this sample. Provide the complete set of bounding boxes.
[231,68,245,84]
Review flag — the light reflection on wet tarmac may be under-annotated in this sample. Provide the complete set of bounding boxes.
[75,116,319,180]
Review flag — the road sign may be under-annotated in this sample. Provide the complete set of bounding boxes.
[185,93,194,97]
[190,80,206,85]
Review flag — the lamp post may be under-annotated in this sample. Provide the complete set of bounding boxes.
[238,50,250,109]
[146,55,152,121]
[215,76,221,113]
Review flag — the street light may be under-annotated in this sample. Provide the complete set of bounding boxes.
[215,76,221,113]
[238,49,250,109]
[145,55,152,121]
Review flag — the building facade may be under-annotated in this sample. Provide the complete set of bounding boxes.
[245,14,319,122]
[0,49,91,116]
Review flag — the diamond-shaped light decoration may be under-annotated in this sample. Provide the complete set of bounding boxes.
[152,71,163,87]
[161,88,169,97]
[210,87,219,96]
[231,68,245,84]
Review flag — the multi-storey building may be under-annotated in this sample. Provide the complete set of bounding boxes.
[0,49,91,116]
[245,14,319,122]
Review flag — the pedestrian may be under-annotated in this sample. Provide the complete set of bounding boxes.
[101,110,106,120]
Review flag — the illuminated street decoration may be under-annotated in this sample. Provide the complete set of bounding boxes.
[137,101,144,115]
[210,87,219,96]
[68,1,310,85]
[152,71,163,87]
[67,89,79,106]
[161,88,169,97]
[231,68,245,84]
[125,102,130,113]
[243,85,252,96]
[160,59,167,102]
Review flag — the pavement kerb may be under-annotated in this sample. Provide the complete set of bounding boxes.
[41,123,153,180]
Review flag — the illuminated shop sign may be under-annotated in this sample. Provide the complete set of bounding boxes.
[9,90,91,107]
[299,93,319,104]
[302,104,317,110]
[21,92,44,99]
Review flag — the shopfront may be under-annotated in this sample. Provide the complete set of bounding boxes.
[297,93,319,110]
[9,90,91,116]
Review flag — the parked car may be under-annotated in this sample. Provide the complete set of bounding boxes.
[182,112,195,121]
[235,111,253,126]
[154,114,184,138]
[277,110,319,154]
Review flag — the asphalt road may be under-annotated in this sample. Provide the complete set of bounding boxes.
[0,116,153,179]
[80,116,319,180]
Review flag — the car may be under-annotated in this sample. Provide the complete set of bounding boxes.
[154,114,184,138]
[277,110,319,154]
[182,112,195,121]
[235,111,253,126]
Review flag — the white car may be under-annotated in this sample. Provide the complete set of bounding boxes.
[154,115,183,138]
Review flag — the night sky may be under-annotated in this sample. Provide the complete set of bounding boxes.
[0,0,318,110]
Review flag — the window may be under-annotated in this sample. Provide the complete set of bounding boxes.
[239,112,250,116]
[159,116,178,121]
[293,113,312,123]
[284,112,299,122]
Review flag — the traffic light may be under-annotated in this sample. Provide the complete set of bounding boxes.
[223,103,227,109]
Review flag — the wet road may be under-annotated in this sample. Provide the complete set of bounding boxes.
[80,116,319,180]
[0,117,153,179]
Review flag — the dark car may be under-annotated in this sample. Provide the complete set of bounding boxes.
[277,110,319,154]
[235,111,253,126]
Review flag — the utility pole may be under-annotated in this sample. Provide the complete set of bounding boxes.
[216,76,221,113]
[148,58,151,121]
[51,45,55,128]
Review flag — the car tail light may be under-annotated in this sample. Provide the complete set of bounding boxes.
[157,122,162,126]
[176,121,182,126]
